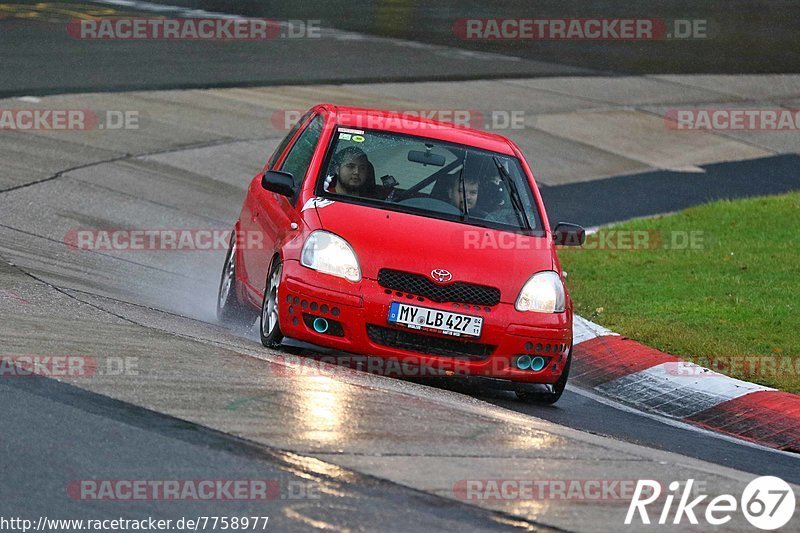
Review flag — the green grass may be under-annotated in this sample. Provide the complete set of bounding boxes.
[558,192,800,393]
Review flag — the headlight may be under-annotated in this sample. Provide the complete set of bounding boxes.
[300,231,361,282]
[515,271,565,313]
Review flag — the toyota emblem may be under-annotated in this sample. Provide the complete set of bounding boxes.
[431,269,452,283]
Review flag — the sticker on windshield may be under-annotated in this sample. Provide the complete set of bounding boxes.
[338,127,364,135]
[338,133,352,140]
[301,197,335,212]
[351,135,365,143]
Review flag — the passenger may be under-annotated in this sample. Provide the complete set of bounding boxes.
[447,174,481,213]
[326,147,376,197]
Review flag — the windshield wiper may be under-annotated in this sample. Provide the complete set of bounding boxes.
[492,156,530,230]
[457,157,469,220]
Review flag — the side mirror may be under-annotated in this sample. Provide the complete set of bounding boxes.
[553,222,586,246]
[261,170,295,197]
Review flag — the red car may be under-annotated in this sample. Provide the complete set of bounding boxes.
[217,104,584,403]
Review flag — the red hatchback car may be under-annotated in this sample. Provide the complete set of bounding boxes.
[217,104,584,403]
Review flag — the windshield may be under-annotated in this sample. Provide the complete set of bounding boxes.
[316,127,542,233]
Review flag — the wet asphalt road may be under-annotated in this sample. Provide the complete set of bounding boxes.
[0,375,544,532]
[2,1,799,531]
[540,153,800,228]
[0,0,587,98]
[2,0,800,97]
[433,379,800,485]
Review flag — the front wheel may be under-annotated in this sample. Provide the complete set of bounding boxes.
[260,259,284,348]
[515,346,572,404]
[217,231,246,324]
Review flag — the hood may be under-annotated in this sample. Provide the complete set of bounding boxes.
[313,201,555,303]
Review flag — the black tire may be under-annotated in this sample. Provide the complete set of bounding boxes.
[260,258,284,348]
[515,345,572,404]
[217,231,246,324]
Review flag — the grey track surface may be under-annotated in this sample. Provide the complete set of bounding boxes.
[0,375,541,532]
[3,0,800,97]
[0,82,798,529]
[0,0,589,98]
[424,379,800,485]
[174,0,800,74]
[0,79,798,531]
[2,3,800,527]
[540,154,800,228]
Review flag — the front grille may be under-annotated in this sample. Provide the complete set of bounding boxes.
[367,324,495,360]
[378,269,500,306]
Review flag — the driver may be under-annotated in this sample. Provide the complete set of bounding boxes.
[326,147,376,197]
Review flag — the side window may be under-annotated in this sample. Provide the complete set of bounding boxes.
[267,111,313,169]
[279,114,324,191]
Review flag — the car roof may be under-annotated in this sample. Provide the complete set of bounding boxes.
[318,104,518,156]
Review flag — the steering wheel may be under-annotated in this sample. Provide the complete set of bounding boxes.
[396,197,461,215]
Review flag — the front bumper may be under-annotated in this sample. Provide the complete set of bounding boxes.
[278,260,572,384]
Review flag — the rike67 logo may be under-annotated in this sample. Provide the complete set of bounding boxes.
[626,477,795,530]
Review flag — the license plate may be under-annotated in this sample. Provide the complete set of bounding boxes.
[388,302,483,338]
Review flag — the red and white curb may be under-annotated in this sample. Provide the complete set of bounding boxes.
[572,315,800,452]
